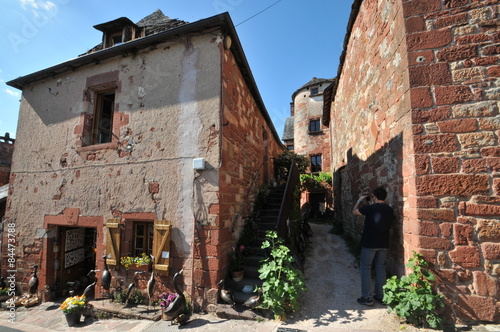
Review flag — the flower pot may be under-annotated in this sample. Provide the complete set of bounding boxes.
[129,263,151,271]
[231,269,244,282]
[64,310,82,327]
[0,295,10,302]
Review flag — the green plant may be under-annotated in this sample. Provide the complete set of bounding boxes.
[300,172,332,192]
[120,253,152,269]
[383,251,444,329]
[113,289,127,304]
[259,231,306,320]
[274,151,309,181]
[127,289,145,305]
[0,287,9,296]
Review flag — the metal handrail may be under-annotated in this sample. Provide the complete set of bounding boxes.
[276,161,299,239]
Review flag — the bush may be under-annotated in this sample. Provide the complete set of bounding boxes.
[383,251,444,329]
[259,231,306,320]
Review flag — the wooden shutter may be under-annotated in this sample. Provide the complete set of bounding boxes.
[153,220,171,276]
[105,219,121,266]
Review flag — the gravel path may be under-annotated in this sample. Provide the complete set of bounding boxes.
[279,223,409,332]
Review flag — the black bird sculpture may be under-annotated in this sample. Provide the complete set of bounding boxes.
[82,270,98,301]
[0,276,6,289]
[164,269,186,322]
[217,279,235,307]
[28,265,39,298]
[101,255,112,292]
[146,257,156,310]
[243,288,262,310]
[125,271,143,305]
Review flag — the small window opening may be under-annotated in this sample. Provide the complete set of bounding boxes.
[91,91,115,145]
[309,119,321,133]
[133,222,154,257]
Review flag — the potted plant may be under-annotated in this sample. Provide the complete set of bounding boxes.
[159,292,178,320]
[0,287,10,302]
[120,253,153,270]
[60,295,86,326]
[230,245,246,281]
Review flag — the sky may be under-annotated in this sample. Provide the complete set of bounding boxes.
[0,0,354,140]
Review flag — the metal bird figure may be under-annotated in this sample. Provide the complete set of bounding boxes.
[82,270,99,301]
[217,279,235,308]
[243,288,262,310]
[101,255,112,292]
[125,271,143,305]
[28,265,39,298]
[164,269,186,322]
[146,256,156,310]
[0,276,6,289]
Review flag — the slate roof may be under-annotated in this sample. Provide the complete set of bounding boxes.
[82,9,188,55]
[136,9,187,35]
[291,77,336,100]
[282,117,294,141]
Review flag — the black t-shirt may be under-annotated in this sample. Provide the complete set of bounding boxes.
[359,203,394,248]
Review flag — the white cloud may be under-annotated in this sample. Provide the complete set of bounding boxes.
[19,0,57,12]
[5,89,20,97]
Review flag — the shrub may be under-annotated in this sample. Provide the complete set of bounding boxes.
[383,251,444,329]
[259,231,306,320]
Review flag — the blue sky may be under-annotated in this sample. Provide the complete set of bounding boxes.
[0,0,353,140]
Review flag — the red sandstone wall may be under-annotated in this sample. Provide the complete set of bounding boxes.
[216,44,284,279]
[403,0,500,324]
[0,141,14,186]
[330,0,412,277]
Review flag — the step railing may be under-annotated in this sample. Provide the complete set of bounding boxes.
[276,161,299,239]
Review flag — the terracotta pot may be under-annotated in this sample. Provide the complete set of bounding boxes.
[231,269,244,282]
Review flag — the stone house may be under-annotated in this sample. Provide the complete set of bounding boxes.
[324,0,499,325]
[0,133,15,220]
[282,78,334,217]
[3,10,283,308]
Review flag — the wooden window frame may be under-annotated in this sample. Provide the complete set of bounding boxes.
[309,119,321,134]
[132,221,154,257]
[91,89,115,145]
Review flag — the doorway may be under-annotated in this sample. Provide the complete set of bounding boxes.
[53,226,96,297]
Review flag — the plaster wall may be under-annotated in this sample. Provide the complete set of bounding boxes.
[294,84,332,172]
[4,33,223,292]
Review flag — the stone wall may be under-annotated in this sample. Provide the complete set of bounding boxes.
[403,0,500,324]
[330,0,499,324]
[293,82,332,172]
[198,43,284,308]
[330,0,411,277]
[0,139,14,186]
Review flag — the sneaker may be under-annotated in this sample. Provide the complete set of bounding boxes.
[373,296,385,305]
[357,296,374,306]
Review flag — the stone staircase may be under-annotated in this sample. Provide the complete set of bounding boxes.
[224,185,285,306]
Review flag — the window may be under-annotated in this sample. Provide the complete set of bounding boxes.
[311,155,322,173]
[133,222,154,257]
[310,86,319,95]
[91,91,115,145]
[107,31,123,47]
[309,119,321,133]
[287,145,294,151]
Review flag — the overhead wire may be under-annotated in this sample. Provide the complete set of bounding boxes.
[235,0,283,27]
